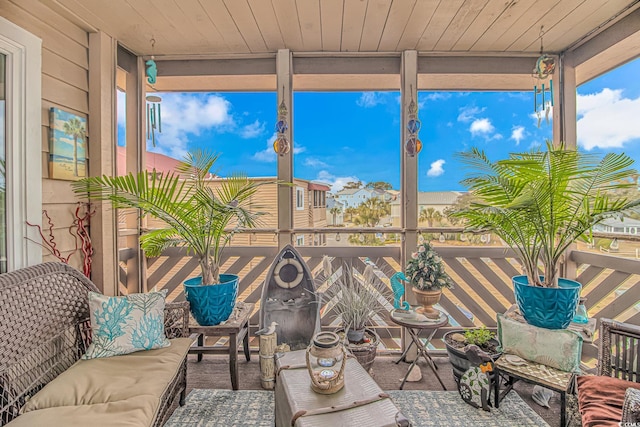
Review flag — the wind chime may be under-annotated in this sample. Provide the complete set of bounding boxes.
[273,87,290,156]
[405,87,422,157]
[145,38,162,147]
[533,26,555,128]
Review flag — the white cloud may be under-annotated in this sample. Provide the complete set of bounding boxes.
[357,92,386,108]
[511,126,525,145]
[316,170,361,193]
[303,157,328,168]
[149,93,234,159]
[577,88,640,150]
[470,118,494,135]
[422,93,452,102]
[427,159,445,177]
[252,133,305,163]
[458,106,485,122]
[239,120,265,139]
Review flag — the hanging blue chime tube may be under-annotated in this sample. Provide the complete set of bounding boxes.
[157,103,161,133]
[534,85,537,112]
[542,83,545,107]
[146,104,151,140]
[549,80,554,106]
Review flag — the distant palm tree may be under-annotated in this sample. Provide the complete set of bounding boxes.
[419,207,442,227]
[354,197,390,228]
[345,207,357,222]
[329,206,342,225]
[63,117,85,177]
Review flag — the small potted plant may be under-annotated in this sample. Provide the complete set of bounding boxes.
[444,326,501,382]
[323,258,384,371]
[405,241,453,319]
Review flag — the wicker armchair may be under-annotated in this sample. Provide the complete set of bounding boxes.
[0,262,190,426]
[569,318,640,426]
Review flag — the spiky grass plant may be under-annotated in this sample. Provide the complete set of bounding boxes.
[323,258,388,332]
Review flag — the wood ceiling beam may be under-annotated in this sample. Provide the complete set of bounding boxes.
[568,6,640,66]
[156,58,276,76]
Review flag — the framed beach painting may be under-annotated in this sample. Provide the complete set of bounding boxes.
[49,107,87,181]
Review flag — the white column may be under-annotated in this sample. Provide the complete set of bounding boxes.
[88,31,117,295]
[401,50,418,300]
[276,49,293,249]
[552,53,577,149]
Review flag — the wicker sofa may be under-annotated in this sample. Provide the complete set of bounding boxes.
[573,318,640,426]
[0,262,191,426]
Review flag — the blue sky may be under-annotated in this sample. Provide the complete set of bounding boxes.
[123,57,640,192]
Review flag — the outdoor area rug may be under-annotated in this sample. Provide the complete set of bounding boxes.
[166,389,549,426]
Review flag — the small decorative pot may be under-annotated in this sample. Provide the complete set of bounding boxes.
[346,328,366,343]
[413,288,443,319]
[306,331,346,394]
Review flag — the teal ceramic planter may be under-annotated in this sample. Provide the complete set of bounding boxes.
[513,275,581,330]
[184,274,238,326]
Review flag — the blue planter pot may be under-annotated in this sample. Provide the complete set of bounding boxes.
[513,275,581,330]
[184,274,238,326]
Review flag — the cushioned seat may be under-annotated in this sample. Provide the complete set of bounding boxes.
[8,395,159,427]
[20,338,192,416]
[577,375,640,427]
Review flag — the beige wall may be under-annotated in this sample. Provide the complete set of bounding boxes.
[1,1,90,271]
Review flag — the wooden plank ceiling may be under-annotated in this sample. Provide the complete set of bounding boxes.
[51,0,640,57]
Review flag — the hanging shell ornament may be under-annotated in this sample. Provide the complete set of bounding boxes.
[405,97,422,156]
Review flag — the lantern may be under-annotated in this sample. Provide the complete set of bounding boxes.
[305,331,346,394]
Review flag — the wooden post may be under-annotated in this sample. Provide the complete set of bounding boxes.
[401,50,419,361]
[259,332,277,390]
[276,49,293,249]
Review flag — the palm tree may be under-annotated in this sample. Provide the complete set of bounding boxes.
[63,117,85,177]
[454,142,640,287]
[73,150,265,285]
[353,197,390,228]
[329,206,342,225]
[419,207,442,227]
[345,207,357,222]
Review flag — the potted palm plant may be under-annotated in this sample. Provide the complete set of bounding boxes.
[72,150,265,326]
[454,142,639,329]
[405,241,453,319]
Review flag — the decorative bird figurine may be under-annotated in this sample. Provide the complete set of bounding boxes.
[255,321,278,336]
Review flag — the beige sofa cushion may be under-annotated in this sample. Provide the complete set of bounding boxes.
[23,337,192,412]
[8,395,159,427]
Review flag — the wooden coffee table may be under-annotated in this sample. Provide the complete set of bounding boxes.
[188,302,253,390]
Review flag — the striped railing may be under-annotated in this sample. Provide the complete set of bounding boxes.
[118,242,640,355]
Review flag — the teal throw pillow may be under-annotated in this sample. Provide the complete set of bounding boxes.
[497,313,583,373]
[83,290,170,359]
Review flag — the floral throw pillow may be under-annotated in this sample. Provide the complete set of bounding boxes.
[83,290,170,359]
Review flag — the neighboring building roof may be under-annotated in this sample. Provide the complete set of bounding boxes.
[335,188,363,196]
[599,217,640,228]
[308,182,330,191]
[117,147,182,176]
[391,191,465,205]
[327,198,344,209]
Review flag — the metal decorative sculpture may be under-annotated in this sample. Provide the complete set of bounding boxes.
[405,90,422,157]
[145,59,157,85]
[390,271,410,310]
[273,87,290,156]
[533,26,555,128]
[146,95,162,147]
